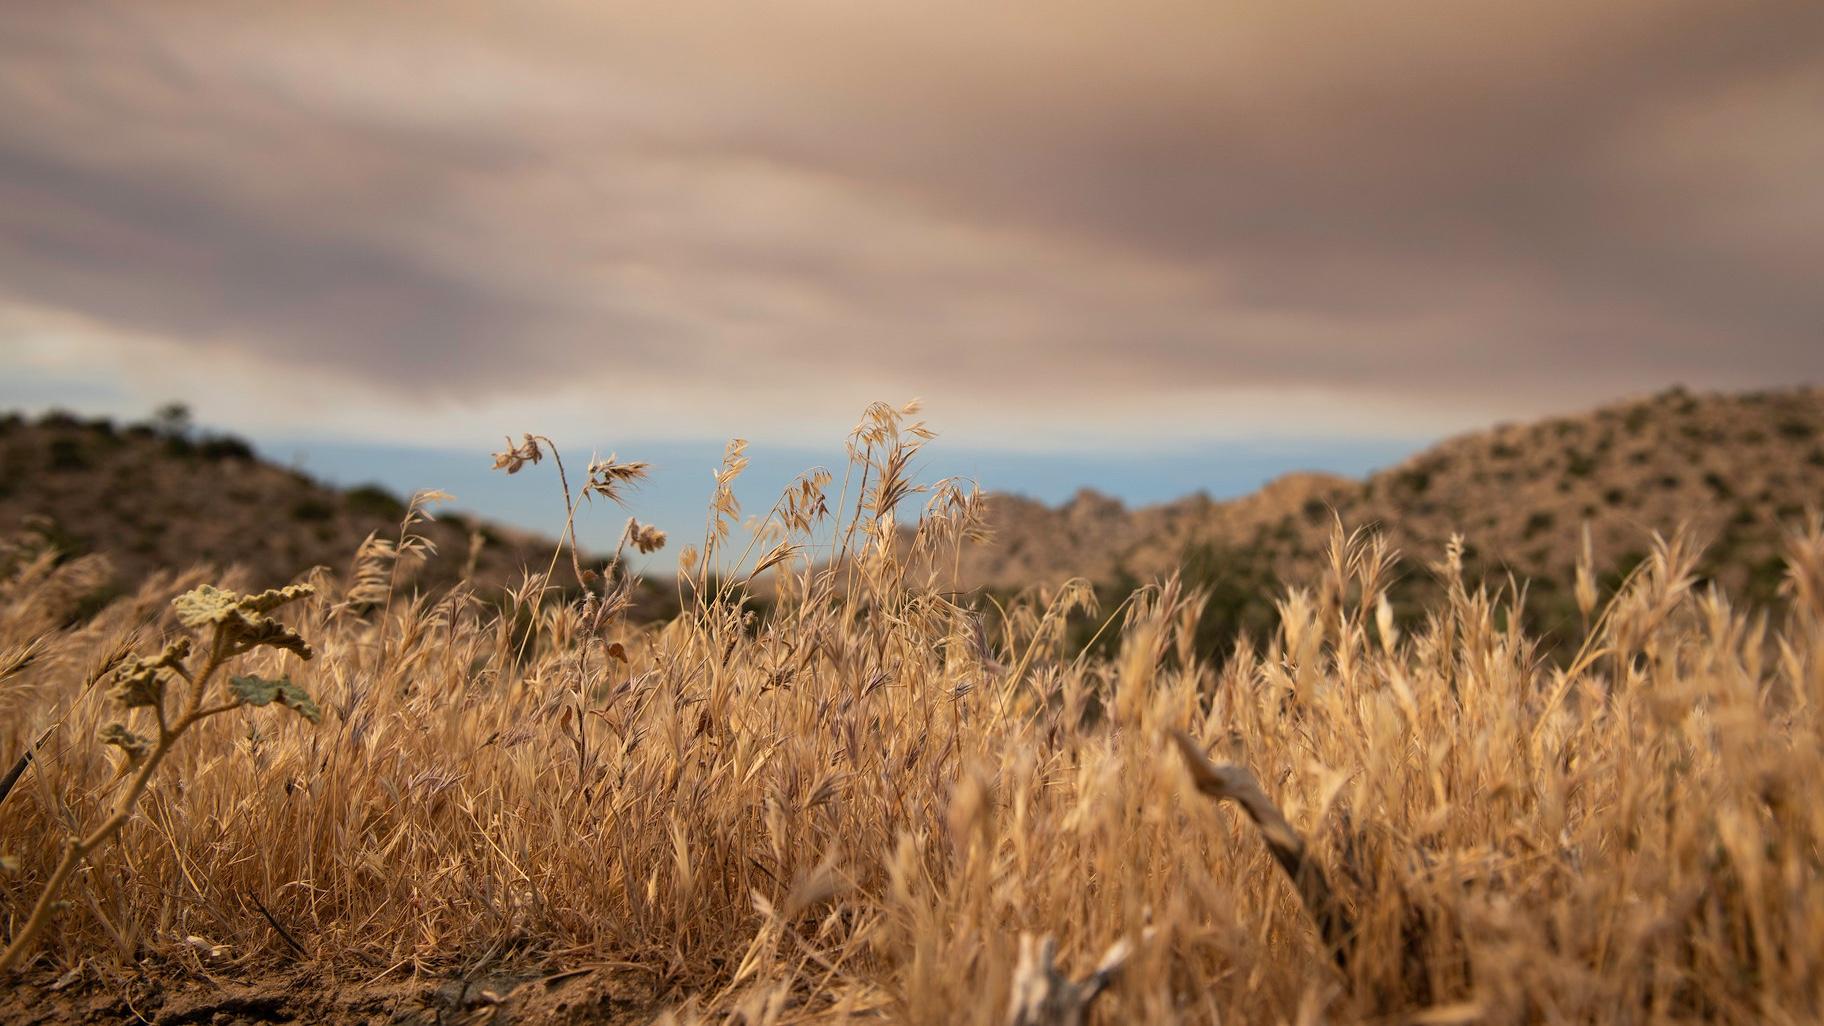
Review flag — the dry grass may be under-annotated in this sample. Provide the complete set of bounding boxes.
[4,400,1824,1024]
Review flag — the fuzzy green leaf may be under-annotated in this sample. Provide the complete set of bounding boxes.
[228,674,279,705]
[239,583,316,615]
[109,638,189,708]
[173,585,244,627]
[174,585,315,659]
[231,617,315,660]
[229,675,322,723]
[109,665,164,708]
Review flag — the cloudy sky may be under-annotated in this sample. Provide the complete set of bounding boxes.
[3,2,1822,545]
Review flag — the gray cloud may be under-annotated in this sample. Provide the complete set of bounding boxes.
[1,1,1821,428]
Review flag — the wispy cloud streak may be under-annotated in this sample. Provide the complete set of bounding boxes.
[2,1,1820,442]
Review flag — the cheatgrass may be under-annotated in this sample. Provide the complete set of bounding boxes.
[2,400,1822,1024]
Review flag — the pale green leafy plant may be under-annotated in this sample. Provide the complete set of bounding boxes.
[0,582,318,974]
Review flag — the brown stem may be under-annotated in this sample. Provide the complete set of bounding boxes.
[0,728,176,974]
[1169,730,1355,970]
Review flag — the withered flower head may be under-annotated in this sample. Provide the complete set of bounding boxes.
[627,520,668,555]
[492,434,544,474]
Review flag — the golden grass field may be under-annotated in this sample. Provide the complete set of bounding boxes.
[4,402,1823,1024]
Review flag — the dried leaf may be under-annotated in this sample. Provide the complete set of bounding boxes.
[107,637,193,708]
[173,584,245,627]
[238,583,316,615]
[173,585,315,659]
[99,723,152,766]
[233,616,314,660]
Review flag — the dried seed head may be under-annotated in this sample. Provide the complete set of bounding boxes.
[1575,521,1600,622]
[491,434,543,474]
[627,520,668,554]
[587,454,652,505]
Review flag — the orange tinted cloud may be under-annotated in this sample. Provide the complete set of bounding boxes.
[1,1,1820,441]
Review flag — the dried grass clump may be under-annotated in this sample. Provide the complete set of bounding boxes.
[4,406,1824,1024]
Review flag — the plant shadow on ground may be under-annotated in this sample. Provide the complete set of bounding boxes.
[0,964,658,1025]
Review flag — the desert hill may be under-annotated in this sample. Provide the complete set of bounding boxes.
[957,386,1824,630]
[6,387,1820,638]
[0,408,571,600]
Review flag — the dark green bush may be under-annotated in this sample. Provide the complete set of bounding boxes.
[197,434,255,461]
[345,484,407,520]
[291,498,336,522]
[47,436,90,472]
[1523,511,1556,539]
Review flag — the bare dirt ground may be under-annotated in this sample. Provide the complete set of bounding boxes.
[0,963,663,1025]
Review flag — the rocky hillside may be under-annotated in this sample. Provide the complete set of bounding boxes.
[8,387,1819,640]
[0,409,572,600]
[958,386,1824,628]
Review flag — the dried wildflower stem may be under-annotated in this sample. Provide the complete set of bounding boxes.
[1,586,316,975]
[525,434,585,591]
[1005,933,1137,1026]
[2,718,174,972]
[0,646,220,973]
[1169,730,1354,968]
